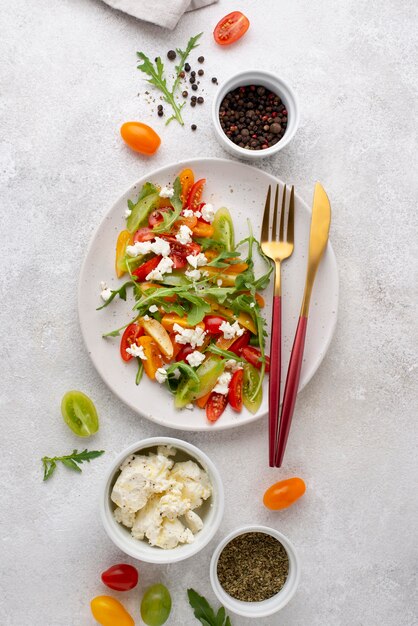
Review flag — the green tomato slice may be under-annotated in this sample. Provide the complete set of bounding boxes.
[175,355,225,408]
[212,207,235,251]
[141,584,172,626]
[126,183,159,233]
[61,391,99,437]
[242,363,262,414]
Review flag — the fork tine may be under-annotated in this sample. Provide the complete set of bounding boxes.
[279,184,286,242]
[261,185,271,241]
[271,185,279,240]
[287,185,295,245]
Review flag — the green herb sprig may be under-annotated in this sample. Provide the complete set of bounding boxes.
[187,589,232,626]
[42,449,105,481]
[137,33,202,126]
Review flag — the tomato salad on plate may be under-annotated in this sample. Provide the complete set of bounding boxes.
[98,168,272,423]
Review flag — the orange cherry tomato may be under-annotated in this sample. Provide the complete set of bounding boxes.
[214,11,250,46]
[223,262,249,275]
[120,122,161,155]
[138,335,163,380]
[192,221,214,238]
[263,477,306,511]
[161,314,205,332]
[90,595,134,626]
[115,230,133,278]
[176,215,198,230]
[196,390,211,409]
[179,168,194,204]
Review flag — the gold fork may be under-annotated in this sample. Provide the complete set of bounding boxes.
[261,184,295,467]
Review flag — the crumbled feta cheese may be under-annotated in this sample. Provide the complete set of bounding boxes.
[126,344,147,360]
[146,256,174,281]
[149,304,159,313]
[217,279,223,287]
[194,211,202,218]
[225,359,243,372]
[155,367,168,384]
[182,209,194,218]
[219,320,245,340]
[142,314,150,321]
[186,252,208,268]
[176,224,193,245]
[126,241,152,257]
[213,371,232,395]
[124,208,132,218]
[173,324,207,349]
[186,350,206,367]
[151,237,170,257]
[185,403,194,410]
[250,302,256,308]
[185,269,201,281]
[201,203,215,223]
[99,282,112,302]
[159,186,174,198]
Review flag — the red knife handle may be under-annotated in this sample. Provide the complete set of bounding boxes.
[275,315,308,467]
[268,295,281,467]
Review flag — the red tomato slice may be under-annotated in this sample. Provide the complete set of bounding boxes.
[228,330,251,355]
[187,179,206,210]
[159,235,201,268]
[241,346,270,372]
[120,323,144,362]
[206,392,228,422]
[175,344,194,362]
[133,227,155,243]
[228,369,243,411]
[171,253,187,269]
[132,255,162,282]
[213,11,250,46]
[148,207,170,228]
[203,315,227,335]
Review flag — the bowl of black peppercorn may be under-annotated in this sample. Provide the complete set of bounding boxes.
[212,70,299,159]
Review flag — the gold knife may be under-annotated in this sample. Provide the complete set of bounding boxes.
[274,183,331,467]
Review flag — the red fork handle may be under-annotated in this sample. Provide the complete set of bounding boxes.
[275,315,308,467]
[268,295,281,467]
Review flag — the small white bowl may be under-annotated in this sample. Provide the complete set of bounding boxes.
[210,525,300,619]
[212,70,299,160]
[100,437,224,564]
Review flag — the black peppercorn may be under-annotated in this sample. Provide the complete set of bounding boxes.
[198,69,204,76]
[184,62,191,72]
[197,96,204,104]
[211,77,218,84]
[191,84,198,91]
[191,70,196,77]
[167,50,176,60]
[182,90,188,98]
[198,56,204,63]
[191,124,197,130]
[189,76,196,84]
[190,101,196,107]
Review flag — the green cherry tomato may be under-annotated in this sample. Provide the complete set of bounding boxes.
[242,363,262,414]
[61,390,99,437]
[140,584,172,626]
[175,355,225,408]
[212,206,235,251]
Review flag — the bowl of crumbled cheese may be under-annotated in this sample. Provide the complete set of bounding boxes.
[100,437,224,563]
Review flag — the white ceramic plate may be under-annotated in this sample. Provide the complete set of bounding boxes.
[78,158,338,431]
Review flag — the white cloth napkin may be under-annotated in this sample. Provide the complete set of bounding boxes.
[101,0,218,30]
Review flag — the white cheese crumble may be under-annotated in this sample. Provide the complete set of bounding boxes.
[219,320,245,340]
[99,281,112,302]
[225,359,243,372]
[185,403,194,410]
[155,367,168,384]
[126,344,147,360]
[250,302,256,308]
[151,237,171,257]
[213,371,232,395]
[176,224,193,245]
[201,203,215,223]
[186,350,206,367]
[142,314,150,321]
[182,209,194,218]
[185,269,201,281]
[217,279,223,287]
[186,252,208,268]
[149,304,159,313]
[124,208,132,218]
[126,237,171,258]
[159,186,174,198]
[173,324,207,349]
[146,256,174,281]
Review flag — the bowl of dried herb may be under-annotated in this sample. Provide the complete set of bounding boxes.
[209,525,300,618]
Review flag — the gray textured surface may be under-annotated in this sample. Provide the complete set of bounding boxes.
[1,0,417,625]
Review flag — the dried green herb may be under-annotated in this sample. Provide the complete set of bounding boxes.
[217,532,289,602]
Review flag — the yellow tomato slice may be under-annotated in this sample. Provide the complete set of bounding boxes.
[115,230,133,278]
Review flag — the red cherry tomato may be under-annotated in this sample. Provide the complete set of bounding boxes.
[175,344,194,362]
[228,330,251,355]
[228,369,243,411]
[213,11,250,46]
[159,235,201,269]
[132,255,162,282]
[148,207,170,228]
[203,315,227,335]
[206,392,228,422]
[120,323,144,362]
[133,227,156,243]
[101,564,139,591]
[120,122,161,155]
[241,346,270,372]
[263,477,306,510]
[187,179,206,210]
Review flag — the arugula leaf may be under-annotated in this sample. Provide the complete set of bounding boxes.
[137,33,202,126]
[187,589,232,626]
[42,450,104,481]
[194,237,226,251]
[166,362,200,384]
[206,249,241,268]
[181,293,211,325]
[202,287,235,304]
[206,344,244,362]
[96,281,135,310]
[135,358,144,385]
[152,177,183,233]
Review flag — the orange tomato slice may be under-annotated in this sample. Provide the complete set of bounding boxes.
[192,222,214,238]
[179,168,194,204]
[137,336,163,380]
[115,230,133,278]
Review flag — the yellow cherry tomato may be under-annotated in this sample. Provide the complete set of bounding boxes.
[178,168,194,204]
[115,230,133,278]
[120,122,161,155]
[90,595,134,626]
[263,477,306,510]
